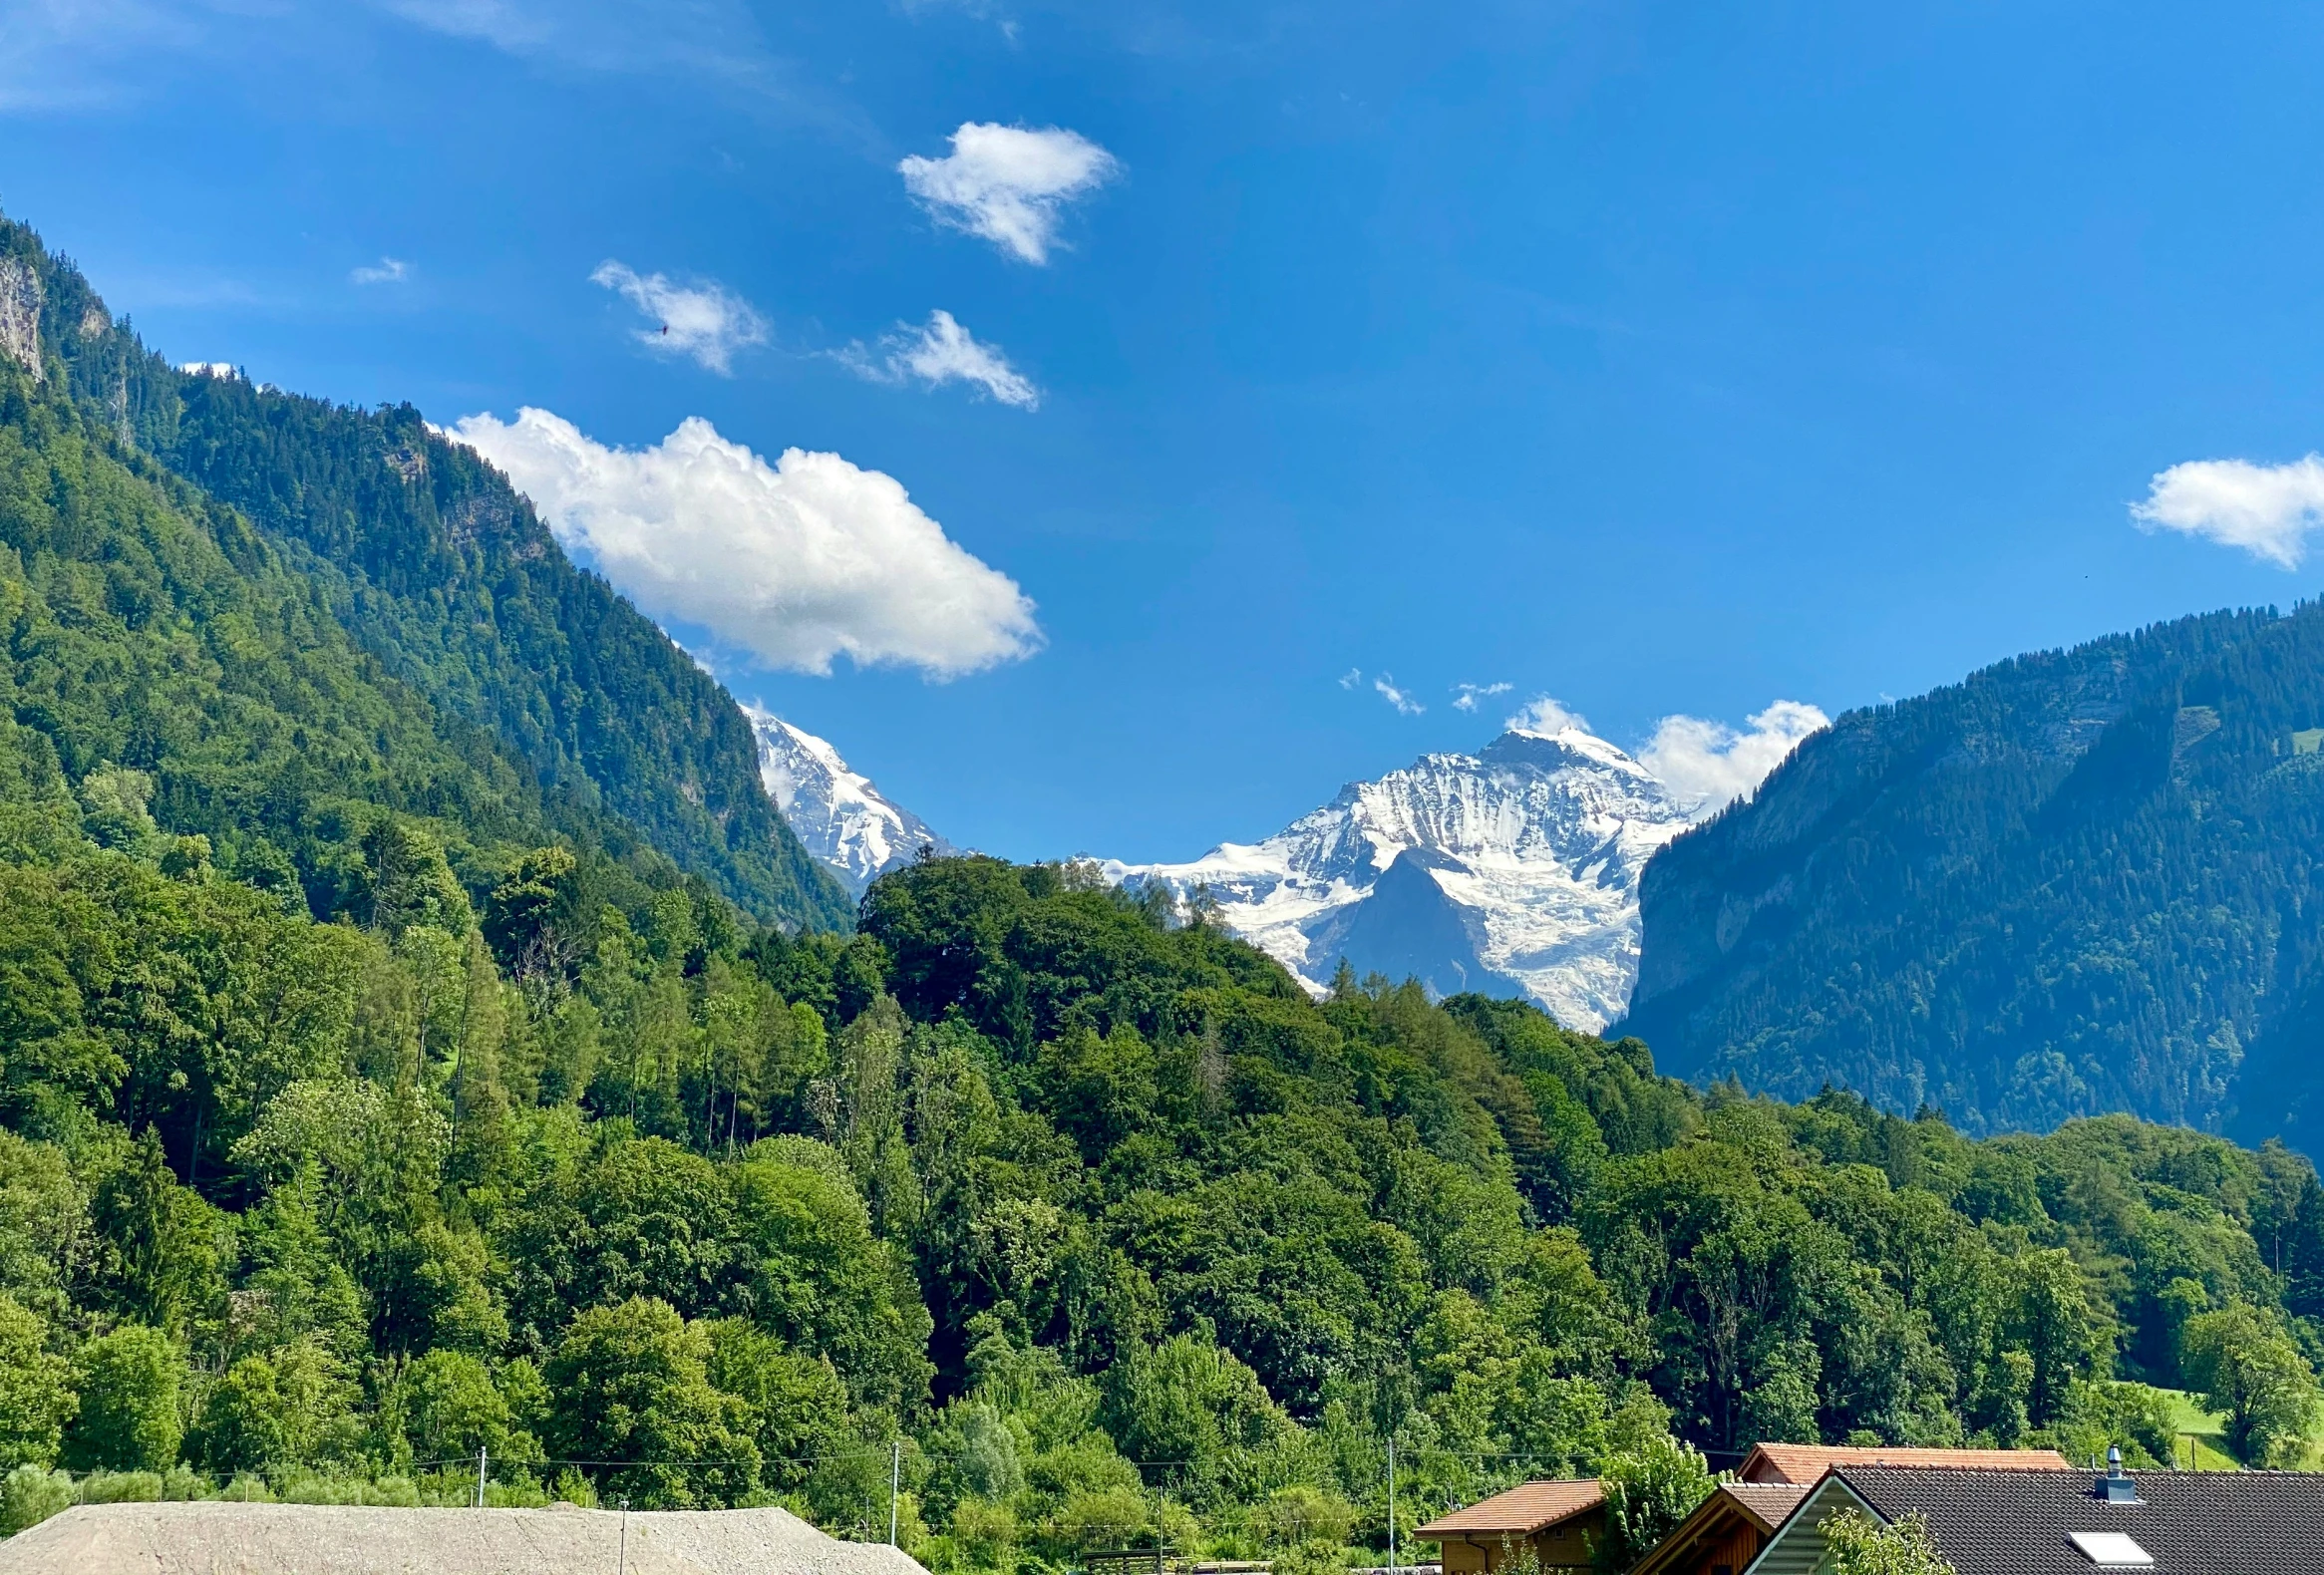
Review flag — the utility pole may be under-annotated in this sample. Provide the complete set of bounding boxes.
[889,1438,901,1546]
[477,1445,489,1509]
[1387,1434,1397,1575]
[619,1498,630,1575]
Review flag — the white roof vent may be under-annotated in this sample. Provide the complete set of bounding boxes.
[2069,1531,2154,1567]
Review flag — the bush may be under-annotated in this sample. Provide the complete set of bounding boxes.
[1253,1484,1357,1551]
[1820,1508,1956,1575]
[950,1496,1021,1568]
[1047,1485,1160,1551]
[271,1470,424,1506]
[1597,1435,1716,1572]
[0,1299,74,1470]
[77,1469,162,1502]
[0,1464,72,1535]
[2039,1380,2180,1468]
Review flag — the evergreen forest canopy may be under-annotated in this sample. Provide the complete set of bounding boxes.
[1624,601,2324,1148]
[8,205,2324,1572]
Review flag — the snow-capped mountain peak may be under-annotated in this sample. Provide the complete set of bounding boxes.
[745,706,952,895]
[1108,723,1706,1031]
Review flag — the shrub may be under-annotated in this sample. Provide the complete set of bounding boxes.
[0,1465,72,1535]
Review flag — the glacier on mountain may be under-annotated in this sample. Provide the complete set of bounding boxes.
[748,700,1817,1032]
[745,706,953,895]
[1108,725,1723,1033]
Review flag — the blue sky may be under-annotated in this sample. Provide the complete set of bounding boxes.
[8,1,2324,860]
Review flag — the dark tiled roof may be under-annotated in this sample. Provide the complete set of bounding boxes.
[1414,1481,1604,1537]
[1834,1465,2324,1575]
[1741,1443,2071,1483]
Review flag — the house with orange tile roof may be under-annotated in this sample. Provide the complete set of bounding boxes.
[1736,1442,2069,1484]
[1413,1480,1605,1574]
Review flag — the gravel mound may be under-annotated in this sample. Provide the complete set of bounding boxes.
[0,1498,932,1575]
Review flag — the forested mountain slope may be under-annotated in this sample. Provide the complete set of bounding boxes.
[1621,603,2324,1142]
[0,213,848,931]
[0,228,751,1183]
[6,839,2324,1561]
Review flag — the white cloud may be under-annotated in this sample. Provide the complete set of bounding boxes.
[2131,455,2324,569]
[179,362,239,379]
[1453,680,1510,713]
[1338,668,1363,689]
[1640,700,1828,817]
[445,408,1041,678]
[351,256,411,285]
[1505,695,1591,735]
[839,310,1039,409]
[1374,674,1425,716]
[591,260,769,375]
[898,123,1120,264]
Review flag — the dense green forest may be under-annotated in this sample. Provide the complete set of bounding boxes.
[1624,603,2324,1145]
[6,205,2324,1570]
[5,818,2324,1559]
[1,212,849,933]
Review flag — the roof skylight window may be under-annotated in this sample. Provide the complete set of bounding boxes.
[2068,1531,2154,1568]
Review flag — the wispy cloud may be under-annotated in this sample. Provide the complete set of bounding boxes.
[1338,668,1364,690]
[351,256,411,285]
[1374,674,1424,716]
[837,310,1039,409]
[380,0,554,52]
[1641,700,1827,817]
[0,0,199,112]
[448,408,1041,678]
[898,123,1120,264]
[590,260,769,375]
[2132,455,2324,569]
[374,0,871,142]
[381,0,762,77]
[1453,680,1510,713]
[1505,695,1589,735]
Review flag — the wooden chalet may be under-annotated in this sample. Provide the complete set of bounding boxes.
[1627,1482,1812,1575]
[1413,1480,1605,1574]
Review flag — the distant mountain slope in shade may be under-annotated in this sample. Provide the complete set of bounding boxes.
[1619,602,2324,1142]
[1111,726,1702,1031]
[744,708,954,895]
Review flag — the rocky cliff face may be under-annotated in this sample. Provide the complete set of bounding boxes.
[1110,726,1703,1031]
[0,255,44,380]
